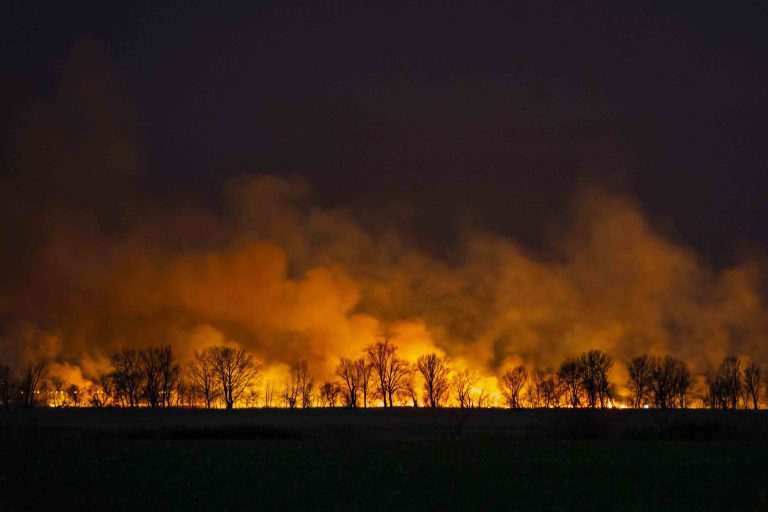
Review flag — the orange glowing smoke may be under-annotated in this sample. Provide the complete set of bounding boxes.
[1,173,767,403]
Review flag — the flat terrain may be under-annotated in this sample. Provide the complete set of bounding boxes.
[1,408,767,511]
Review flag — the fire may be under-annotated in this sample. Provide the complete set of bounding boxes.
[0,176,767,409]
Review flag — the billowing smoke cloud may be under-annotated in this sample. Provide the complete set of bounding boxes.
[2,174,767,387]
[2,38,767,392]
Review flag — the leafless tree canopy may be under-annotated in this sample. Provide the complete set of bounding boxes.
[5,344,768,411]
[628,355,653,408]
[356,357,373,408]
[579,350,614,408]
[367,340,412,407]
[319,381,341,407]
[20,360,48,409]
[209,346,262,409]
[558,359,582,408]
[293,360,315,408]
[743,361,761,410]
[452,368,478,408]
[336,357,359,407]
[141,347,162,408]
[1,363,17,409]
[110,349,142,407]
[529,371,562,408]
[417,353,451,407]
[189,349,218,408]
[500,366,527,408]
[706,356,743,410]
[157,346,180,407]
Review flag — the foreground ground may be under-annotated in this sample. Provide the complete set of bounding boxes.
[1,408,767,511]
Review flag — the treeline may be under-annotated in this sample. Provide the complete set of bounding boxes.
[0,341,765,410]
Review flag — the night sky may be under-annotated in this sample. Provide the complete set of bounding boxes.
[3,1,767,265]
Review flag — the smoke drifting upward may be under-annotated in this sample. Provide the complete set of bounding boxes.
[2,39,767,391]
[1,173,767,389]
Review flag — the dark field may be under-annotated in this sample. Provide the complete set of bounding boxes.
[2,408,767,511]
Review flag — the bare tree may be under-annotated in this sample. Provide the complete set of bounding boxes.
[174,369,193,407]
[263,379,277,408]
[291,360,315,408]
[531,371,561,408]
[368,340,394,407]
[527,371,543,408]
[416,353,451,407]
[319,382,342,407]
[649,355,674,409]
[140,347,163,407]
[475,382,489,408]
[0,364,17,409]
[336,357,359,407]
[356,357,373,408]
[89,374,113,407]
[281,367,301,408]
[20,360,48,409]
[744,361,761,410]
[157,345,179,407]
[670,358,692,408]
[48,376,66,407]
[67,384,81,407]
[452,368,479,408]
[111,349,143,407]
[366,340,412,407]
[209,345,262,409]
[500,366,527,409]
[189,349,218,408]
[705,356,742,410]
[557,358,583,408]
[578,350,613,408]
[395,374,419,407]
[627,355,653,408]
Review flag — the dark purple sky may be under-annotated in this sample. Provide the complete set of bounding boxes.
[2,1,767,265]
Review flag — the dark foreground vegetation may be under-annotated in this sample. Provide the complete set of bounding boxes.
[2,408,767,511]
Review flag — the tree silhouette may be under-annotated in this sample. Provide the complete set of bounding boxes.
[356,357,373,408]
[558,359,583,408]
[157,345,180,407]
[367,340,412,407]
[648,355,691,409]
[670,357,692,408]
[209,345,262,409]
[189,348,218,408]
[111,349,142,407]
[89,374,113,407]
[743,361,761,410]
[67,384,81,407]
[336,357,360,407]
[140,347,163,407]
[319,382,341,407]
[417,353,451,407]
[531,371,561,408]
[263,379,277,408]
[396,375,419,407]
[500,366,527,408]
[706,356,742,410]
[281,374,300,408]
[0,363,17,409]
[291,360,315,408]
[627,355,653,408]
[578,350,613,408]
[452,368,479,408]
[20,360,48,409]
[48,376,66,407]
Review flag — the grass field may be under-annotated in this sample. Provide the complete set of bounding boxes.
[1,408,767,511]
